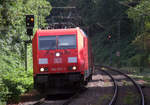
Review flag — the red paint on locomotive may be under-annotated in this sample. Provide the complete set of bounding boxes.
[32,27,94,90]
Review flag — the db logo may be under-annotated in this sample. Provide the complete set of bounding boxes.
[54,58,62,63]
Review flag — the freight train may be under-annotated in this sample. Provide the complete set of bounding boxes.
[32,27,94,91]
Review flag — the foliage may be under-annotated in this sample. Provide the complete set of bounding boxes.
[0,68,33,102]
[76,0,150,67]
[48,0,70,6]
[0,48,33,102]
[0,0,51,102]
[72,0,134,66]
[127,0,150,66]
[0,0,150,102]
[127,0,150,49]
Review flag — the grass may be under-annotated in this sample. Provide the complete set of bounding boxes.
[121,80,131,86]
[99,94,112,104]
[123,91,139,105]
[119,66,150,86]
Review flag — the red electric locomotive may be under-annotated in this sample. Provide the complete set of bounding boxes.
[32,27,94,90]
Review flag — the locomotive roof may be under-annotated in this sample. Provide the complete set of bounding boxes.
[35,27,87,37]
[37,28,77,36]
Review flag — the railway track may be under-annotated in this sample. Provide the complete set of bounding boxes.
[32,87,87,105]
[98,69,118,105]
[95,65,145,105]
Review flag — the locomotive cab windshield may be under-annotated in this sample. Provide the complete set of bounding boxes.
[39,35,76,50]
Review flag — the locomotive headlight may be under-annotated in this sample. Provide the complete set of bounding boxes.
[56,52,60,57]
[72,66,77,70]
[68,66,77,71]
[40,68,44,72]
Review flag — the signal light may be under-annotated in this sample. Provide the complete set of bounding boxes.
[30,18,34,22]
[108,35,111,39]
[26,15,34,28]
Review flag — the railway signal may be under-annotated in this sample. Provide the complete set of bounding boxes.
[26,15,34,27]
[26,15,34,36]
[24,15,34,71]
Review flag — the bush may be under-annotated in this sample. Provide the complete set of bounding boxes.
[129,54,141,66]
[0,47,33,103]
[128,53,149,67]
[0,68,33,102]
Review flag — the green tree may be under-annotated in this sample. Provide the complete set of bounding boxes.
[127,0,150,66]
[0,0,51,102]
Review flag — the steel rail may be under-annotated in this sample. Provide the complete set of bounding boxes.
[95,65,145,105]
[96,67,118,105]
[62,87,87,105]
[32,87,87,105]
[32,98,45,105]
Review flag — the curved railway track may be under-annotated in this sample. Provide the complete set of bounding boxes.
[96,65,145,105]
[98,69,118,105]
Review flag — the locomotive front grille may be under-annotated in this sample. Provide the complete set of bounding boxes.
[36,75,48,83]
[35,72,82,83]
